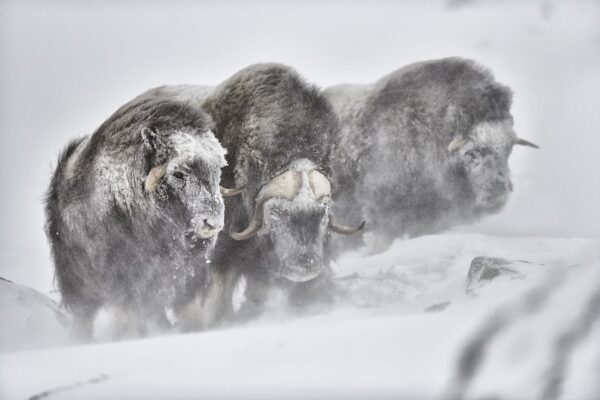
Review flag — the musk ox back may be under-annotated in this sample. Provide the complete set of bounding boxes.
[324,58,538,251]
[45,98,227,339]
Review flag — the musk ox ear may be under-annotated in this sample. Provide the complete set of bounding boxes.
[141,127,160,153]
[145,165,167,192]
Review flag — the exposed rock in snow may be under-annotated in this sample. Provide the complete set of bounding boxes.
[0,278,69,353]
[466,256,531,296]
[425,301,452,313]
[447,264,600,400]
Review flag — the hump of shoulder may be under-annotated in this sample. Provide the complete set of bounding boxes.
[367,58,512,117]
[206,63,331,133]
[374,58,496,95]
[213,63,316,104]
[119,85,214,113]
[143,99,211,131]
[95,98,212,146]
[234,63,303,86]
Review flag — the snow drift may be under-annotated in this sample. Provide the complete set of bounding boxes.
[1,233,598,400]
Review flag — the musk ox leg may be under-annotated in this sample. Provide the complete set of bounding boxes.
[52,244,100,341]
[235,271,270,322]
[174,264,239,331]
[112,303,171,339]
[172,267,209,332]
[147,309,172,333]
[200,264,240,328]
[174,293,204,332]
[70,301,100,342]
[112,306,144,339]
[141,302,173,335]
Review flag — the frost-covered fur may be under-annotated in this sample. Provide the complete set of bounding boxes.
[324,58,517,251]
[198,64,340,325]
[45,98,227,339]
[129,84,214,111]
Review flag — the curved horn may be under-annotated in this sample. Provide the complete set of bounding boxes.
[515,138,539,149]
[230,199,266,241]
[220,185,244,197]
[145,165,167,192]
[329,218,366,235]
[230,170,300,241]
[448,137,467,153]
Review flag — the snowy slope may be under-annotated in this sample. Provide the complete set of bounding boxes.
[1,234,598,400]
[0,278,69,354]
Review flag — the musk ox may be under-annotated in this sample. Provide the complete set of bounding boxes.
[324,58,538,252]
[164,64,362,325]
[45,98,231,339]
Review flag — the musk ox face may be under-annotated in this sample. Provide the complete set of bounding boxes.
[262,188,332,282]
[143,128,227,254]
[231,159,363,282]
[448,120,538,213]
[461,142,512,213]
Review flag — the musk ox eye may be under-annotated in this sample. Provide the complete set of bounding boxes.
[269,205,284,217]
[172,171,185,180]
[464,150,479,162]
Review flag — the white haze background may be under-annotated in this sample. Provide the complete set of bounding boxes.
[0,1,599,399]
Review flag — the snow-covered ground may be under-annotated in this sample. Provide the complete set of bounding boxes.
[1,234,598,400]
[0,278,69,353]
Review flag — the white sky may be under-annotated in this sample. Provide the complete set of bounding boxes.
[0,0,599,291]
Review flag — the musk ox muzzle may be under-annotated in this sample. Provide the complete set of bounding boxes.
[185,216,224,246]
[278,253,324,282]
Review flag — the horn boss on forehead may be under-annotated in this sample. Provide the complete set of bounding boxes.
[308,170,331,199]
[260,170,301,201]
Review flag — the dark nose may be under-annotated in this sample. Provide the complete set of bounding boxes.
[185,230,210,249]
[203,219,215,230]
[202,217,223,232]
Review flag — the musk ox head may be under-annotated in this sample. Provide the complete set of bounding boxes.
[448,120,538,213]
[231,159,364,282]
[141,126,230,254]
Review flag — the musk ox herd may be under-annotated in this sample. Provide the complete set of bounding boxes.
[45,58,538,340]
